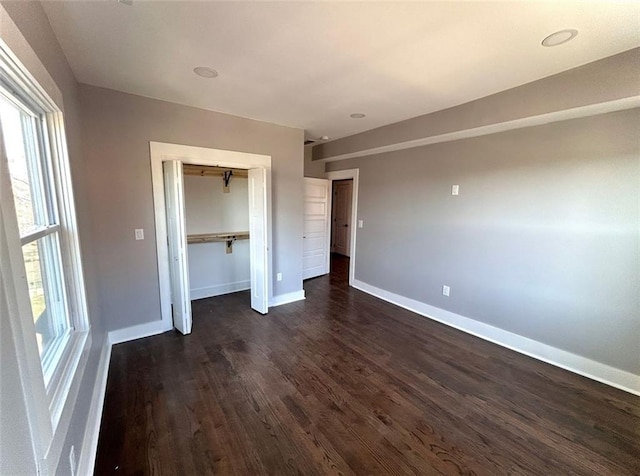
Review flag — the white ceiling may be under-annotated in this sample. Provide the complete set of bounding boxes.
[42,1,640,142]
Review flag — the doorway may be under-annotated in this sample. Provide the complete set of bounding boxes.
[324,169,359,286]
[150,142,272,335]
[184,165,251,298]
[331,179,353,257]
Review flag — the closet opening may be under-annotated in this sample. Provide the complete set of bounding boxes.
[184,165,251,303]
[151,141,271,336]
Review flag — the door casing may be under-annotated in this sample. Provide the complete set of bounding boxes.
[325,169,359,286]
[150,141,272,331]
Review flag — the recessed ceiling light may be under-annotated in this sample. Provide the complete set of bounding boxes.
[320,136,329,141]
[350,113,366,119]
[541,29,578,47]
[193,67,219,78]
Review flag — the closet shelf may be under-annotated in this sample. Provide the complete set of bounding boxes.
[183,164,249,178]
[187,232,249,245]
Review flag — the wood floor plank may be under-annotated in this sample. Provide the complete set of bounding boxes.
[95,255,640,475]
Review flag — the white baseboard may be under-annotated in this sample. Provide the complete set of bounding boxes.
[270,289,306,308]
[77,336,111,476]
[77,320,171,474]
[107,319,171,346]
[352,279,640,396]
[190,280,250,301]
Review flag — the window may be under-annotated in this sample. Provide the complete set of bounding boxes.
[0,41,89,439]
[1,92,72,386]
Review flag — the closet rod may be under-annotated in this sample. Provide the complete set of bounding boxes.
[183,164,249,178]
[187,232,249,244]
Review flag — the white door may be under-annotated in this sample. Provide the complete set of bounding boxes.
[248,167,268,314]
[163,160,192,334]
[331,180,353,256]
[303,178,330,279]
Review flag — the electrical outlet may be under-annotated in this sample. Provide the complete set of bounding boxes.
[442,285,450,297]
[358,220,364,228]
[69,445,76,476]
[276,272,282,281]
[135,228,144,240]
[451,185,459,196]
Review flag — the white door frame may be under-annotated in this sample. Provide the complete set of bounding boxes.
[150,141,272,331]
[325,169,359,286]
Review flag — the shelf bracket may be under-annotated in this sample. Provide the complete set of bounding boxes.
[223,170,233,193]
[225,237,236,254]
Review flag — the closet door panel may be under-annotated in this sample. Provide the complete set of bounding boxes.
[248,167,268,314]
[163,160,192,334]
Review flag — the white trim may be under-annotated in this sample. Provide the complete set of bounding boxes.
[107,320,170,346]
[353,279,640,396]
[269,290,305,307]
[190,280,250,301]
[46,331,89,437]
[149,141,272,330]
[318,97,640,162]
[325,169,359,286]
[150,141,272,167]
[41,332,91,475]
[1,140,52,464]
[77,337,111,476]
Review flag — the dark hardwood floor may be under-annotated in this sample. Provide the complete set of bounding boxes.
[95,255,640,475]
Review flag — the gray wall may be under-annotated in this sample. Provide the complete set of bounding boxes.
[78,84,304,332]
[0,2,105,474]
[327,109,640,374]
[315,48,640,160]
[304,145,325,178]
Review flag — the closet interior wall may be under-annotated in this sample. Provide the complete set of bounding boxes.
[184,170,250,300]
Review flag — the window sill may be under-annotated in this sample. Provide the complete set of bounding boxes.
[41,328,92,474]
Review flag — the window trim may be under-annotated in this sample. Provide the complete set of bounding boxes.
[0,27,91,474]
[2,67,76,387]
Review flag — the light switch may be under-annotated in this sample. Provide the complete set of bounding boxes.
[358,220,364,228]
[135,228,144,240]
[451,185,459,196]
[442,285,450,297]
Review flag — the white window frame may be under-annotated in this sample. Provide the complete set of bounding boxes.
[0,36,91,474]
